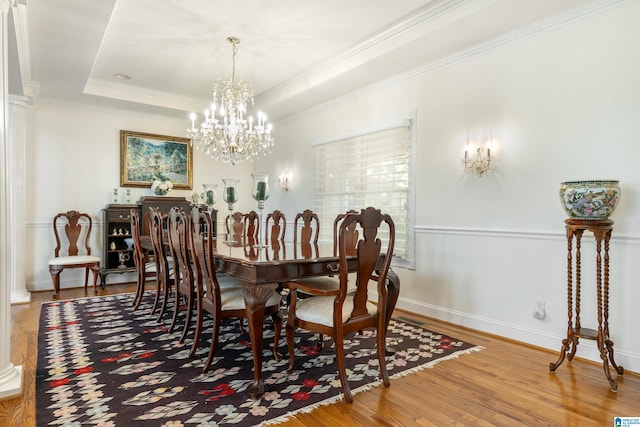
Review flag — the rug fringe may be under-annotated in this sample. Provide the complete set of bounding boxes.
[260,346,484,426]
[389,345,484,380]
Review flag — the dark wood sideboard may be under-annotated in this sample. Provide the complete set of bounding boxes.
[100,196,216,284]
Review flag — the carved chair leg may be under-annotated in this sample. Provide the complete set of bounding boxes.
[202,317,221,374]
[286,323,296,373]
[49,268,62,299]
[271,313,282,361]
[334,335,353,403]
[84,268,90,292]
[91,267,99,292]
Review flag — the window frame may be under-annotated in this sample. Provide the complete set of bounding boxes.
[311,113,416,270]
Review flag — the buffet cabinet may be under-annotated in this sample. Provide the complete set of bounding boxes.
[100,197,215,284]
[100,204,138,284]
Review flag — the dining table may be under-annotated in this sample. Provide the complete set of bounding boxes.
[141,234,400,399]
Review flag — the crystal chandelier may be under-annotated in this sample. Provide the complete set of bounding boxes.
[187,36,274,165]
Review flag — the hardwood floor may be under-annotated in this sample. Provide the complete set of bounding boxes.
[1,282,638,426]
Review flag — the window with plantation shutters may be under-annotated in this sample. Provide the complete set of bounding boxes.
[312,119,415,267]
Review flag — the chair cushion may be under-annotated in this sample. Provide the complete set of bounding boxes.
[143,262,157,274]
[295,295,376,327]
[293,273,357,294]
[220,286,282,311]
[218,275,243,289]
[48,255,100,266]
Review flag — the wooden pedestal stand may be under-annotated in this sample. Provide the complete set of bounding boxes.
[549,218,624,391]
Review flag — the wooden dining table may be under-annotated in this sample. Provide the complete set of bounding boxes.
[141,234,400,399]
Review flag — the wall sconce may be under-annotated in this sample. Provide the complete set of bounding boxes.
[462,139,494,176]
[278,172,291,192]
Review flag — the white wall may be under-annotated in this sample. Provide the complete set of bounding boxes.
[26,100,255,289]
[24,1,640,374]
[255,0,640,373]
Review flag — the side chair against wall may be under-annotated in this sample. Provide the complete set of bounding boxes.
[286,207,396,403]
[48,210,101,299]
[130,209,157,309]
[189,207,283,373]
[166,208,199,342]
[148,208,174,318]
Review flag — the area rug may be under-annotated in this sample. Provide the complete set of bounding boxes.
[36,292,481,426]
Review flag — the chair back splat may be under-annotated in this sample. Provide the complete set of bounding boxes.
[167,208,198,342]
[293,209,319,259]
[285,207,396,403]
[130,209,157,309]
[243,210,260,246]
[265,209,286,245]
[225,211,245,243]
[48,210,101,298]
[148,208,174,318]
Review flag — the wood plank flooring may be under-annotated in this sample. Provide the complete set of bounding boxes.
[1,282,638,426]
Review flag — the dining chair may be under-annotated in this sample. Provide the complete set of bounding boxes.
[167,208,199,342]
[286,207,396,403]
[130,208,157,309]
[225,211,245,244]
[243,210,260,246]
[148,207,174,318]
[265,209,286,260]
[293,209,319,246]
[288,209,358,349]
[48,210,101,298]
[265,210,286,245]
[189,207,283,373]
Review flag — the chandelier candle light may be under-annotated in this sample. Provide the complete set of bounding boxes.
[187,36,274,165]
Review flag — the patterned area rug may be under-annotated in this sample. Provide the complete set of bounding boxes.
[36,292,481,426]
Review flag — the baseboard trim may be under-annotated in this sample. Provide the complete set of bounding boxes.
[396,296,640,375]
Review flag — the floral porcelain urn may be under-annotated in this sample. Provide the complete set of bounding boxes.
[559,180,620,220]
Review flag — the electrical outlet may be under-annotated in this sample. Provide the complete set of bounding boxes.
[533,299,546,320]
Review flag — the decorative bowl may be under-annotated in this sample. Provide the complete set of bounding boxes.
[559,180,620,219]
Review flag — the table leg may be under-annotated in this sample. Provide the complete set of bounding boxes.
[242,282,279,399]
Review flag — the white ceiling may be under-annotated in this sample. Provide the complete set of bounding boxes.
[17,0,594,121]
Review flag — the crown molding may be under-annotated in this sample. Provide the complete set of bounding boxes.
[277,0,630,124]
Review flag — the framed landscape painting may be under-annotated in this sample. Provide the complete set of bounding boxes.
[120,130,193,189]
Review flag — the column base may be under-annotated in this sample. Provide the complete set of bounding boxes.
[0,363,23,400]
[10,290,31,305]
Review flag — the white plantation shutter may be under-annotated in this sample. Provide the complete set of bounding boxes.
[312,119,414,266]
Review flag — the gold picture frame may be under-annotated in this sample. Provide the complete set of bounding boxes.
[120,130,193,189]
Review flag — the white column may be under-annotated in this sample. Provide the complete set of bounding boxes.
[8,95,29,304]
[0,0,23,399]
